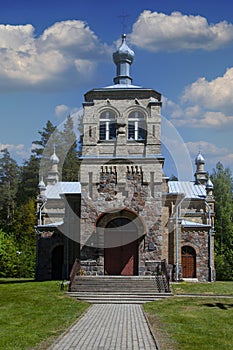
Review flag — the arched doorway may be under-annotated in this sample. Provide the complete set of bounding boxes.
[51,245,64,280]
[104,218,139,275]
[181,246,196,278]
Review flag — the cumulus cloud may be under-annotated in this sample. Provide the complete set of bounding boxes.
[55,104,70,118]
[0,143,31,160]
[0,20,111,91]
[182,67,233,111]
[163,66,233,129]
[130,11,233,52]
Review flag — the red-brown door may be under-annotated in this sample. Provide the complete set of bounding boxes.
[104,218,139,276]
[181,246,196,278]
[105,238,138,275]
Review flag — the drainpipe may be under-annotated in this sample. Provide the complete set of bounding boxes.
[38,198,47,226]
[175,195,185,282]
[205,201,214,282]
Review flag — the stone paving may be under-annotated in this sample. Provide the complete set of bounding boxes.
[48,304,158,350]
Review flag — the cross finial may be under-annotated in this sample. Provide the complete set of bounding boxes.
[118,13,130,33]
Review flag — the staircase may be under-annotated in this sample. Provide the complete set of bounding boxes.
[68,275,172,303]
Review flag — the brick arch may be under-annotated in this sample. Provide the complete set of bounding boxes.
[97,105,120,119]
[95,207,146,236]
[96,208,146,276]
[123,105,148,120]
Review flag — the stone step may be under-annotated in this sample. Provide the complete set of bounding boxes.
[70,276,171,298]
[67,291,172,304]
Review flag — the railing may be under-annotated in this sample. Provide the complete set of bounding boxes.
[161,259,171,292]
[69,258,80,291]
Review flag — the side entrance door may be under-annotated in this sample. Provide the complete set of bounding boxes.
[181,246,196,278]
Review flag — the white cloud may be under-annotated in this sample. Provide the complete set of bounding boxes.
[163,67,233,129]
[0,143,31,160]
[182,67,233,111]
[0,20,111,91]
[130,11,233,52]
[55,104,70,118]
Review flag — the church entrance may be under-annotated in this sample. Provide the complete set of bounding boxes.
[181,246,196,278]
[51,245,64,280]
[104,218,139,275]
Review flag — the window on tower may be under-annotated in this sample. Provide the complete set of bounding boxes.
[128,111,146,141]
[99,110,117,141]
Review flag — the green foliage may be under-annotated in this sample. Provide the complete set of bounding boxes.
[0,117,82,278]
[13,199,37,277]
[17,155,40,204]
[211,162,233,280]
[0,149,20,230]
[0,230,20,277]
[60,115,80,181]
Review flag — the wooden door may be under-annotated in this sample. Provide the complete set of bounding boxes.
[104,218,138,276]
[181,246,196,278]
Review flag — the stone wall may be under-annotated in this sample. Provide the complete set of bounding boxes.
[181,228,210,281]
[79,162,164,275]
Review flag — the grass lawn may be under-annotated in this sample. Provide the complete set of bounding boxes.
[144,282,233,350]
[171,281,233,296]
[0,279,89,350]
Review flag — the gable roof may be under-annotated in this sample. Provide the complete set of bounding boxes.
[45,182,81,199]
[168,181,206,199]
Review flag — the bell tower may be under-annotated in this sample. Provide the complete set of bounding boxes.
[79,35,165,275]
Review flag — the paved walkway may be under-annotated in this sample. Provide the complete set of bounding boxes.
[48,304,158,350]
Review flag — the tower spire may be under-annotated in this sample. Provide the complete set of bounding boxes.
[194,151,207,185]
[47,145,60,185]
[113,34,135,85]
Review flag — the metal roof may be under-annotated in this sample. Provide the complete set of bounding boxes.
[168,181,206,199]
[181,220,210,228]
[37,220,64,228]
[45,182,81,199]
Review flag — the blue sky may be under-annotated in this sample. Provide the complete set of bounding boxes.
[1,0,233,179]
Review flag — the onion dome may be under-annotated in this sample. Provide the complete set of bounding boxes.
[113,34,135,85]
[38,177,46,189]
[206,177,214,190]
[50,146,59,164]
[195,151,205,164]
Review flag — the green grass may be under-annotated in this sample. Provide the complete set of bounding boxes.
[144,296,233,350]
[171,281,233,295]
[0,279,89,350]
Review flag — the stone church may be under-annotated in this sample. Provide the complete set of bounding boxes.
[35,35,215,282]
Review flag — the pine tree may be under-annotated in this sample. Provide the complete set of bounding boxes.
[32,120,59,181]
[60,115,80,181]
[0,149,20,230]
[17,155,40,205]
[211,162,233,280]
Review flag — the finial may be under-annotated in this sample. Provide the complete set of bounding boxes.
[38,176,46,189]
[50,144,59,164]
[113,34,134,85]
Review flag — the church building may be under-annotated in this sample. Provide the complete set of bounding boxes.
[35,35,215,282]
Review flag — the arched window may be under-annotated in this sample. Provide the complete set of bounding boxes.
[128,111,146,141]
[99,110,116,141]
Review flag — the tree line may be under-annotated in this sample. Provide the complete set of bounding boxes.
[0,117,80,278]
[0,116,233,280]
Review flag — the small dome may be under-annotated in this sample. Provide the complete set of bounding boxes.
[50,151,59,164]
[38,178,46,189]
[206,178,214,189]
[195,151,205,164]
[113,34,134,65]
